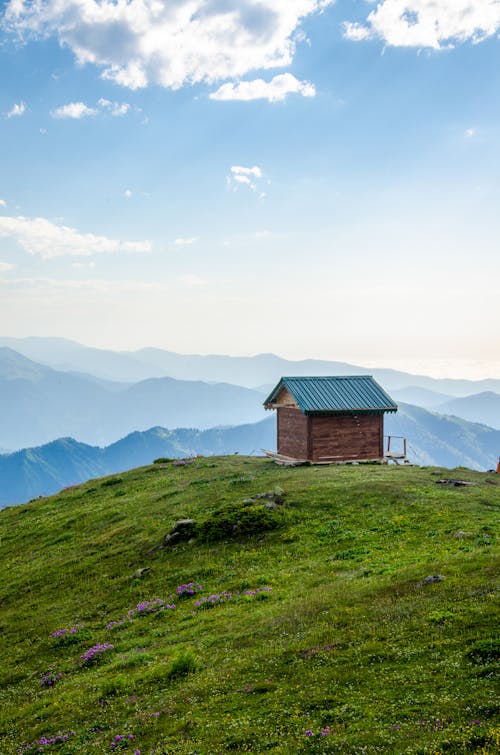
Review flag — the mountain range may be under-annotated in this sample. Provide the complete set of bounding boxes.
[1,341,500,452]
[0,347,266,448]
[2,403,499,507]
[1,337,499,507]
[0,419,276,506]
[2,336,500,395]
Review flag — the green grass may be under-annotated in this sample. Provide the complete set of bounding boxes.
[0,457,498,754]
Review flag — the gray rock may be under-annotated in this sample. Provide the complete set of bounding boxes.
[163,531,181,546]
[171,518,196,534]
[247,486,286,505]
[422,575,445,584]
[132,567,151,579]
[163,518,197,546]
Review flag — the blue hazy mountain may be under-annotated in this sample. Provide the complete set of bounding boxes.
[391,386,453,408]
[0,419,276,506]
[2,404,500,507]
[435,392,500,431]
[0,348,266,449]
[1,336,499,395]
[385,403,500,469]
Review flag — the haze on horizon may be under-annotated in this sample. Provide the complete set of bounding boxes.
[1,1,499,381]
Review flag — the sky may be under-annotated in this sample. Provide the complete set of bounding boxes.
[0,0,499,379]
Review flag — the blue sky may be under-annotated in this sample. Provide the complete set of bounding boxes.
[0,1,499,378]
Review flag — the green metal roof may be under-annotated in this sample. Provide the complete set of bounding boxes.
[264,376,398,415]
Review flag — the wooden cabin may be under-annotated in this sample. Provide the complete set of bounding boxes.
[264,376,398,463]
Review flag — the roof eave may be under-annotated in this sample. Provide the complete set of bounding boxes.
[303,406,398,415]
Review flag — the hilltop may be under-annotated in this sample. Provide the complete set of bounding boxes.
[0,457,498,754]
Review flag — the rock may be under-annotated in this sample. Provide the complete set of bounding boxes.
[171,519,197,536]
[247,486,286,505]
[163,519,197,546]
[163,532,181,546]
[453,531,473,538]
[132,567,151,579]
[422,575,445,584]
[435,479,477,487]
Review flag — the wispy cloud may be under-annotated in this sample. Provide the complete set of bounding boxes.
[51,98,132,120]
[0,261,15,272]
[0,215,151,259]
[0,199,6,208]
[98,98,131,116]
[210,73,315,103]
[174,237,199,246]
[124,189,133,200]
[51,102,97,120]
[227,165,266,195]
[464,128,477,138]
[6,101,26,118]
[343,0,500,49]
[3,1,332,90]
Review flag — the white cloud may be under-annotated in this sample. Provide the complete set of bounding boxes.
[3,1,332,90]
[124,189,133,200]
[51,102,97,119]
[0,261,15,271]
[343,1,500,49]
[51,98,132,120]
[464,128,476,138]
[0,215,152,259]
[98,98,131,116]
[210,73,315,102]
[0,199,6,207]
[6,101,26,118]
[227,164,265,193]
[174,237,199,246]
[232,165,262,179]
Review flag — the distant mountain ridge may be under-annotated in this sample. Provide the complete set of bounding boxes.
[0,419,276,506]
[1,403,499,507]
[436,392,500,431]
[0,347,267,449]
[1,336,499,395]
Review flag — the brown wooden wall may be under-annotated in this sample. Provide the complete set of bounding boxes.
[277,407,309,459]
[309,413,383,462]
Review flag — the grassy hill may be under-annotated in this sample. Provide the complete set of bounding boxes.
[0,458,498,754]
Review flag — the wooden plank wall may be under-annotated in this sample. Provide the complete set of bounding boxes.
[310,414,383,462]
[277,407,309,459]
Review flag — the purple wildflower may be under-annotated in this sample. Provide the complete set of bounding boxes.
[80,643,114,665]
[304,730,314,737]
[18,731,76,753]
[40,669,63,687]
[50,625,82,639]
[176,582,203,598]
